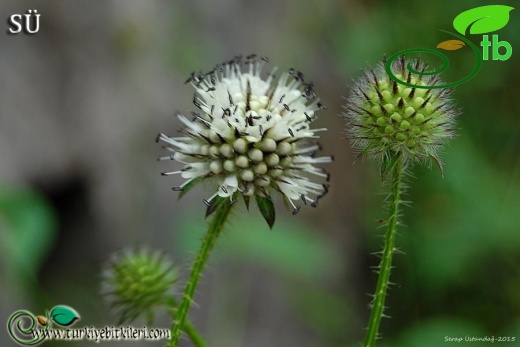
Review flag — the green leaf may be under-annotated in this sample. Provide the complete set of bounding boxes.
[255,195,275,229]
[243,196,250,210]
[50,306,80,326]
[453,5,514,35]
[0,188,56,284]
[177,177,201,200]
[429,154,444,178]
[205,196,227,218]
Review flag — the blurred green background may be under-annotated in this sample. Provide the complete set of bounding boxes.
[0,1,518,346]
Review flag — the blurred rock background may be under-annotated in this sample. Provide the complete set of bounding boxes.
[0,1,518,346]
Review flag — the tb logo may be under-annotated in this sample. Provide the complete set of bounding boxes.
[481,35,512,61]
[8,9,40,34]
[386,4,515,89]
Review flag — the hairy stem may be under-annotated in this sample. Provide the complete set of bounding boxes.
[165,297,207,347]
[363,154,404,347]
[169,202,233,346]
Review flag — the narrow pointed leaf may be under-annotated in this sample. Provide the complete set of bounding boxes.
[177,177,201,200]
[437,40,465,51]
[380,154,400,182]
[256,195,275,229]
[430,154,445,178]
[205,196,227,218]
[49,306,80,327]
[243,196,250,210]
[453,5,514,35]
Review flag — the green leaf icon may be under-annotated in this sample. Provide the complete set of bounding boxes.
[453,5,514,35]
[255,195,275,229]
[49,306,80,326]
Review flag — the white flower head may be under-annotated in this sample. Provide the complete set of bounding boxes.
[158,55,332,224]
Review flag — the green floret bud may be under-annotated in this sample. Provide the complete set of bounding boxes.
[344,56,459,167]
[101,249,178,324]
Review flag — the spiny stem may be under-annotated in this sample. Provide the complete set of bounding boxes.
[165,297,207,347]
[169,202,234,347]
[363,154,404,347]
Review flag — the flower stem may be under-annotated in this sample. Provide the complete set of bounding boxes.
[166,297,207,347]
[363,154,404,347]
[169,202,234,346]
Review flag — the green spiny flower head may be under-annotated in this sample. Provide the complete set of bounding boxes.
[344,56,459,169]
[101,249,178,324]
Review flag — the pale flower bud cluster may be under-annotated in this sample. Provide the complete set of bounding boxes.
[158,56,332,214]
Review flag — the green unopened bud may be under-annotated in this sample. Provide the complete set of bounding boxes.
[101,249,178,324]
[344,56,458,165]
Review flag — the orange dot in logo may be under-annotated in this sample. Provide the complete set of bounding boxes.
[36,316,47,326]
[437,40,466,51]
